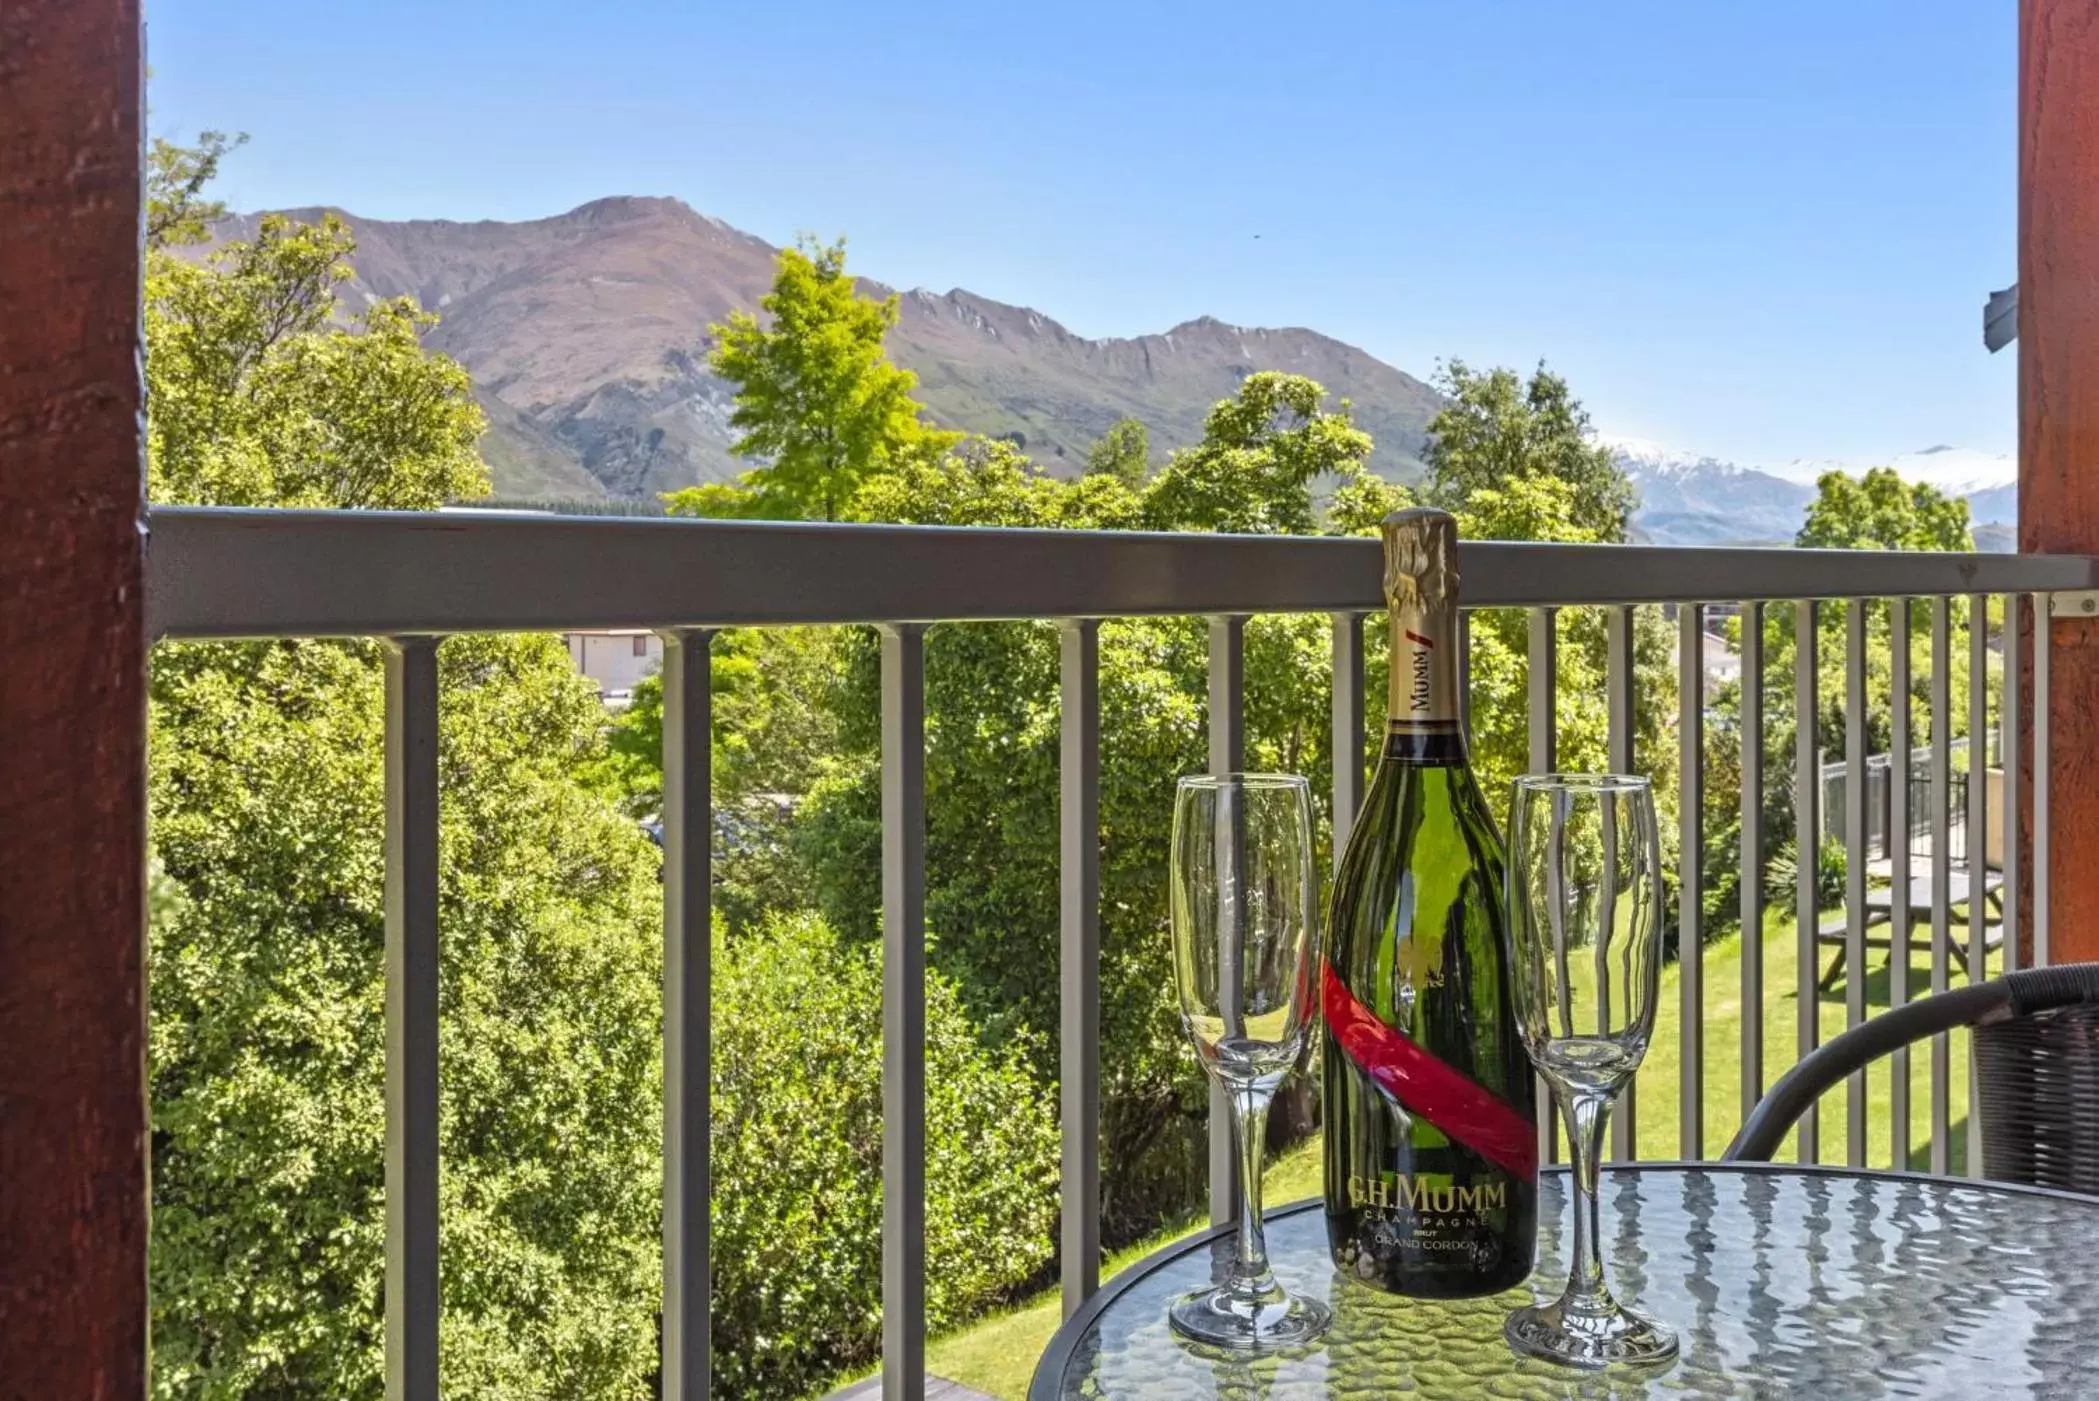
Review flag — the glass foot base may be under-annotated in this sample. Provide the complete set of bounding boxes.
[1168,1284,1330,1352]
[1505,1295,1678,1370]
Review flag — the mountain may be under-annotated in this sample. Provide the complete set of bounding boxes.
[1609,437,2019,550]
[1608,440,1814,546]
[1765,444,2016,496]
[215,196,2016,542]
[223,197,1440,499]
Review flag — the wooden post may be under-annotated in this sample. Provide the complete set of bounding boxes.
[0,0,150,1394]
[2020,0,2099,964]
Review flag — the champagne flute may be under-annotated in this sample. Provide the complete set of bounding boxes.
[1167,773,1330,1350]
[1503,774,1678,1368]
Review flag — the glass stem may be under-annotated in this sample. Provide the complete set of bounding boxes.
[1231,1082,1276,1291]
[1559,1085,1613,1312]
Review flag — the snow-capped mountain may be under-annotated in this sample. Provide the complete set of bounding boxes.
[1762,444,2015,495]
[1605,438,1813,546]
[1603,436,2016,549]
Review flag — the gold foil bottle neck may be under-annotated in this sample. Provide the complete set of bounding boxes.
[1382,508,1459,614]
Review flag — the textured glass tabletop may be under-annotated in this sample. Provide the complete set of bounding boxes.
[1032,1165,2099,1400]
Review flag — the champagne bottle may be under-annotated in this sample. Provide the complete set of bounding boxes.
[1321,507,1537,1297]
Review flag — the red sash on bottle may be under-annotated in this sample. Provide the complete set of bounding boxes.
[1322,961,1538,1182]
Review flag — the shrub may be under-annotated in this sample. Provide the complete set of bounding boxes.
[149,635,664,1399]
[711,912,1059,1399]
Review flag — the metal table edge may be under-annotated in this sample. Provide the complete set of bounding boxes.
[1025,1161,2099,1400]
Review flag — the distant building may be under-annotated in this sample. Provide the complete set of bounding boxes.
[565,630,662,708]
[1701,631,1740,689]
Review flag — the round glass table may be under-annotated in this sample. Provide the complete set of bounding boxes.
[1030,1164,2099,1399]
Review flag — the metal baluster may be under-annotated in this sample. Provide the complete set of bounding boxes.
[881,624,928,1401]
[1528,607,1558,1168]
[1059,621,1101,1316]
[1793,602,1821,1165]
[1929,600,1952,1175]
[384,636,441,1401]
[1842,600,1869,1167]
[1679,605,1704,1160]
[1889,602,1913,1171]
[2002,599,2023,975]
[1332,612,1368,857]
[1606,605,1638,1161]
[1740,603,1765,1124]
[2034,595,2052,968]
[661,628,713,1401]
[1207,615,1246,1228]
[1966,595,1990,1178]
[1458,610,1473,743]
[1528,608,1557,774]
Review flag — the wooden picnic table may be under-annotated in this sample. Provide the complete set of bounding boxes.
[1816,867,2004,991]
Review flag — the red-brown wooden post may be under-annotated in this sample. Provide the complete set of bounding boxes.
[2021,0,2099,964]
[0,0,150,1394]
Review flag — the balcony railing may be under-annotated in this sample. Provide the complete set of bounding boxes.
[144,505,2099,1401]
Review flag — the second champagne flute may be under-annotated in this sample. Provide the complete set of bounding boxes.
[1503,773,1678,1368]
[1167,773,1330,1350]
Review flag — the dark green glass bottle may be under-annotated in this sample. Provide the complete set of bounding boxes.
[1321,508,1537,1298]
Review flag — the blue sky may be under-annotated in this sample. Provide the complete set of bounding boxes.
[149,0,2015,465]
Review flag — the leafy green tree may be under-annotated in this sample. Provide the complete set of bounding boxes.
[711,914,1056,1397]
[1444,471,1674,804]
[1704,468,1984,938]
[794,386,1398,1229]
[147,212,487,509]
[655,478,796,520]
[1416,376,1670,795]
[585,624,845,935]
[146,147,660,1397]
[689,237,957,521]
[1142,371,1375,533]
[1414,367,1684,931]
[147,128,247,248]
[1797,467,1974,553]
[852,434,1147,529]
[1783,467,1978,756]
[144,151,1095,1400]
[1085,416,1151,487]
[1423,360,1635,542]
[150,636,664,1399]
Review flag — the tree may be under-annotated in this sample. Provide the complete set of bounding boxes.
[1797,467,1974,553]
[1417,369,1669,796]
[1413,365,1684,931]
[1703,468,1983,941]
[695,237,956,521]
[1423,360,1636,542]
[146,143,660,1397]
[1085,416,1151,487]
[1785,466,1977,755]
[708,914,1056,1397]
[1142,371,1377,534]
[147,129,247,248]
[147,212,488,509]
[794,384,1399,1230]
[149,636,664,1399]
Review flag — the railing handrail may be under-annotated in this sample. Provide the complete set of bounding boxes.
[144,505,2099,640]
[139,500,2074,1399]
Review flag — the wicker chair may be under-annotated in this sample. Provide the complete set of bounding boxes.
[1725,964,2099,1193]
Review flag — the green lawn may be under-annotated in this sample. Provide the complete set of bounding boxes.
[908,907,1986,1399]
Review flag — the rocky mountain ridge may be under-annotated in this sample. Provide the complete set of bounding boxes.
[217,196,2014,548]
[224,196,1441,499]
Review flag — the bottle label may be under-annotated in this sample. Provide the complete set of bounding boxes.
[1322,961,1537,1181]
[1387,601,1460,730]
[1345,1173,1508,1213]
